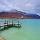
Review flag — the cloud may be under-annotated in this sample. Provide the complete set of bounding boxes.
[0,0,40,15]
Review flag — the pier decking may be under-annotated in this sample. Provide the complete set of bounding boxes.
[0,23,21,31]
[0,20,21,31]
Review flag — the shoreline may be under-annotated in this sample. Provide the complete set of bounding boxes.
[0,37,6,40]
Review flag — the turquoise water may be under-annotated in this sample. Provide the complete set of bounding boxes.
[0,19,40,40]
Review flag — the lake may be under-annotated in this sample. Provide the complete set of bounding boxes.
[0,19,40,40]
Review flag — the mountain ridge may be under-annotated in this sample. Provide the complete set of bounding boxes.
[0,10,40,19]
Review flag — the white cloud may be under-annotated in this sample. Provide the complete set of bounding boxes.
[25,3,32,7]
[0,0,40,15]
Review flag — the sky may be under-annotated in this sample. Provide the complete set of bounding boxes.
[0,0,40,15]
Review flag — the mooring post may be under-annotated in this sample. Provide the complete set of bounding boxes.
[18,21,19,27]
[12,19,13,26]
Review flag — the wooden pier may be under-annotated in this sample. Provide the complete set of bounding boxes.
[0,20,21,31]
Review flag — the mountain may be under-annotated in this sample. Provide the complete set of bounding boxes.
[25,14,40,19]
[0,10,40,19]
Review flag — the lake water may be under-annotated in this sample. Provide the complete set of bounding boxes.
[0,19,40,40]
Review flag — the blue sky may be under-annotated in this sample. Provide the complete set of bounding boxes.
[0,0,40,15]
